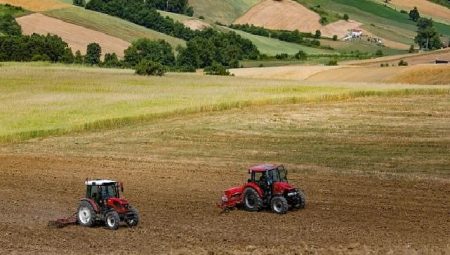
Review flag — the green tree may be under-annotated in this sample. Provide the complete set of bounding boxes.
[124,39,175,67]
[343,14,349,21]
[0,14,22,36]
[332,35,338,41]
[61,48,74,63]
[103,52,121,67]
[74,50,83,64]
[73,0,86,7]
[314,30,321,39]
[414,18,442,50]
[409,7,420,22]
[375,49,383,57]
[85,42,101,65]
[204,62,230,76]
[294,50,307,60]
[135,59,165,76]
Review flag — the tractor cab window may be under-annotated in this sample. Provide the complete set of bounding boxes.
[271,167,288,182]
[101,183,119,199]
[252,172,264,183]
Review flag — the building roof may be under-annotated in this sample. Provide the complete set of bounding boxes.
[85,179,117,186]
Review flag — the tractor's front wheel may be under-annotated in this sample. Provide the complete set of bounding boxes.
[243,188,263,212]
[77,201,95,227]
[293,190,306,209]
[125,207,139,227]
[105,211,120,230]
[271,196,288,214]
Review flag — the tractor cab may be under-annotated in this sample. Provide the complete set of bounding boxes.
[85,179,122,204]
[248,164,288,184]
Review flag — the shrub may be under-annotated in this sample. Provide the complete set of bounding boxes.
[204,62,231,76]
[398,60,408,66]
[135,60,166,76]
[85,42,101,65]
[375,49,383,57]
[314,30,321,39]
[275,53,289,60]
[343,14,349,21]
[332,35,338,41]
[326,59,338,66]
[294,50,307,60]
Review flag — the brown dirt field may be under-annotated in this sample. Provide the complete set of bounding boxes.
[17,13,130,57]
[0,0,69,11]
[1,96,450,254]
[234,0,322,32]
[344,48,450,66]
[388,0,450,24]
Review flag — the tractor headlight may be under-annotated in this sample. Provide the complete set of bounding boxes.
[287,192,298,196]
[221,195,228,202]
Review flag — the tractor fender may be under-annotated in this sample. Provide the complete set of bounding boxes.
[80,198,100,213]
[242,182,264,199]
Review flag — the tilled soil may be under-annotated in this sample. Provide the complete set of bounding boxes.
[0,154,449,254]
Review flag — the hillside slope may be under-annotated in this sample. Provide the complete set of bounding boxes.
[189,0,261,24]
[0,0,69,11]
[45,7,185,48]
[17,13,130,57]
[382,0,450,24]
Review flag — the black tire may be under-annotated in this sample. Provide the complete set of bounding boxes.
[294,190,306,209]
[105,211,120,230]
[243,188,263,212]
[77,201,96,227]
[125,207,139,227]
[271,196,288,214]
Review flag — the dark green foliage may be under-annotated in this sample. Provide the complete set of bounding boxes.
[275,53,289,60]
[343,14,349,21]
[414,18,443,50]
[319,17,328,25]
[294,50,307,60]
[31,54,50,62]
[326,59,338,66]
[176,28,259,69]
[375,49,383,57]
[74,50,83,64]
[61,48,75,64]
[332,35,338,41]
[85,42,101,65]
[314,30,321,39]
[0,13,21,36]
[409,7,420,22]
[102,53,121,68]
[0,33,72,62]
[73,0,86,7]
[135,59,165,76]
[408,45,415,53]
[124,39,175,67]
[204,62,230,76]
[398,60,408,66]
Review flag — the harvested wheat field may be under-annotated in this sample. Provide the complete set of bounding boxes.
[234,0,321,32]
[183,19,210,30]
[1,93,450,254]
[17,13,130,57]
[388,0,450,24]
[0,0,69,11]
[345,48,450,67]
[388,65,450,85]
[230,65,340,80]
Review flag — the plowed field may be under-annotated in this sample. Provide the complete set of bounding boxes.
[1,95,449,254]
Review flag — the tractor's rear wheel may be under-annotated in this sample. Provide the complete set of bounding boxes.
[125,207,139,227]
[293,190,306,209]
[271,196,288,214]
[105,211,120,230]
[243,188,263,212]
[77,201,95,227]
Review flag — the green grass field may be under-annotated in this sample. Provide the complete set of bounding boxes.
[0,62,449,143]
[0,3,29,17]
[45,7,185,48]
[189,0,261,24]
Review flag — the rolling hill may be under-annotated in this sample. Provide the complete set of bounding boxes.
[189,0,262,24]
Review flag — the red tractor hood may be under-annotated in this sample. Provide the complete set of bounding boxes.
[107,197,129,206]
[273,182,295,194]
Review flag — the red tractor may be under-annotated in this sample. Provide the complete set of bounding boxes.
[219,164,306,214]
[77,179,139,230]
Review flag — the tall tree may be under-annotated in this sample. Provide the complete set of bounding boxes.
[414,18,442,50]
[85,43,102,65]
[409,7,420,22]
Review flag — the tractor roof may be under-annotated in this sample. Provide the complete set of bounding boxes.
[248,164,282,173]
[85,179,117,186]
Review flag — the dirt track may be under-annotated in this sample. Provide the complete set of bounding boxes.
[0,154,449,254]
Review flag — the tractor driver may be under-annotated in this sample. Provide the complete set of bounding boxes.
[259,172,272,199]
